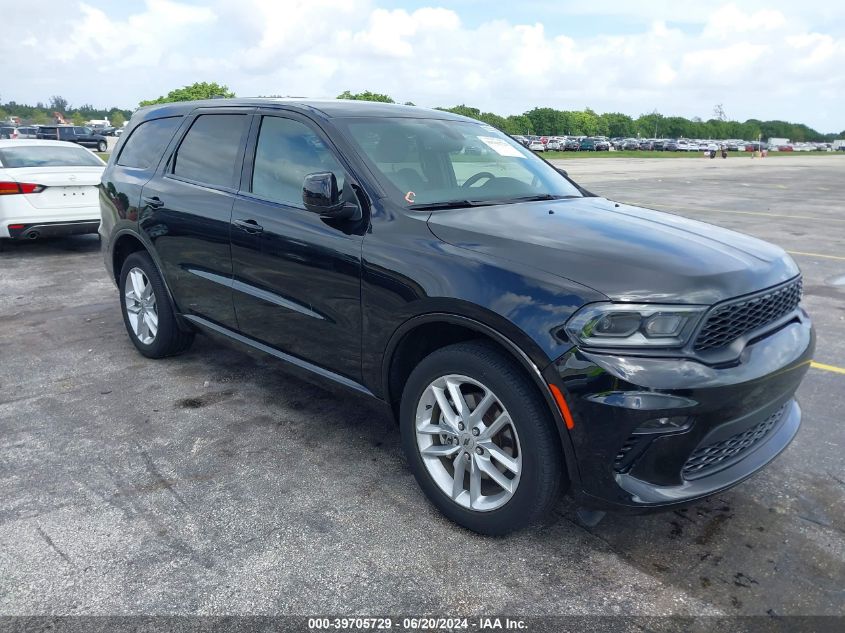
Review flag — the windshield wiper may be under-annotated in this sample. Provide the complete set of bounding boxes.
[410,199,495,211]
[507,194,579,202]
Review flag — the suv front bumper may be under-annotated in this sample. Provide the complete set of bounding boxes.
[551,310,814,512]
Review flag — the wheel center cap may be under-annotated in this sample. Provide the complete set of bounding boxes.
[460,433,475,450]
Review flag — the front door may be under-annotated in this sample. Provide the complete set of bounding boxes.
[230,113,365,383]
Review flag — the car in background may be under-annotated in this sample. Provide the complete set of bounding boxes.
[664,140,679,151]
[528,139,546,152]
[546,138,564,151]
[651,140,665,151]
[511,135,529,147]
[0,140,105,245]
[563,138,580,151]
[620,139,639,150]
[36,125,109,152]
[0,126,19,140]
[639,140,654,151]
[16,126,40,139]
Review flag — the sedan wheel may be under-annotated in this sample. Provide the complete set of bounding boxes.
[124,267,158,345]
[415,374,521,511]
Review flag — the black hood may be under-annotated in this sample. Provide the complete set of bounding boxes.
[426,197,799,305]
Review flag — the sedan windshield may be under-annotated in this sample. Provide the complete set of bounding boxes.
[0,145,104,168]
[336,117,582,208]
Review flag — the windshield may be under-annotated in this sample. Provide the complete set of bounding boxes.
[336,117,582,208]
[0,145,105,168]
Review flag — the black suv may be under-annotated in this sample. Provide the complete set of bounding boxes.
[37,125,108,152]
[100,99,814,534]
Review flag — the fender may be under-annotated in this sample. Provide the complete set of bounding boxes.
[108,227,193,333]
[381,312,582,488]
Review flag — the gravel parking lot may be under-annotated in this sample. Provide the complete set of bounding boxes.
[1,156,843,619]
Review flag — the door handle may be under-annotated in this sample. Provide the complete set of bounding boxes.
[233,218,264,234]
[143,196,164,209]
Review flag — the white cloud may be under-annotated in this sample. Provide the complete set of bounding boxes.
[2,0,844,132]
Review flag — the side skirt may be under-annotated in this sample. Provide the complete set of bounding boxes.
[182,314,375,398]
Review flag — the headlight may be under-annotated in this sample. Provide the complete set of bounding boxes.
[564,303,706,348]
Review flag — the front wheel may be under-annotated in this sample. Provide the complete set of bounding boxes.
[400,341,565,535]
[97,140,107,152]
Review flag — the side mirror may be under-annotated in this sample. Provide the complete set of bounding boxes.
[556,167,568,178]
[302,172,347,217]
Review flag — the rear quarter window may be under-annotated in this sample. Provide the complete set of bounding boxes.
[116,117,182,170]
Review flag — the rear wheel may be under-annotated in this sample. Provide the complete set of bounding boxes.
[97,140,107,152]
[119,251,193,358]
[400,340,564,535]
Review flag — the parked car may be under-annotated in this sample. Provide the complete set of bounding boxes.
[528,140,545,151]
[36,125,109,152]
[564,138,580,151]
[0,140,105,245]
[16,126,40,139]
[664,140,679,151]
[622,139,640,150]
[0,126,19,140]
[651,140,665,151]
[100,99,814,535]
[639,140,654,151]
[546,138,564,151]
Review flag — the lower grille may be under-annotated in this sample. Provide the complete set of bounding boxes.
[682,404,787,479]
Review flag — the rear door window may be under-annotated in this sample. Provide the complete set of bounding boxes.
[171,114,249,189]
[117,117,182,170]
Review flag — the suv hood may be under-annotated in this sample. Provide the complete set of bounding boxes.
[426,197,799,305]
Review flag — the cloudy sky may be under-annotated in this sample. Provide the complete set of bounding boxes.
[3,0,843,132]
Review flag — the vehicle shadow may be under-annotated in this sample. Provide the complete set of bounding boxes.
[0,234,100,256]
[133,328,843,616]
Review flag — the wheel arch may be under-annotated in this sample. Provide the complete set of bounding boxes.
[110,229,191,332]
[382,313,580,486]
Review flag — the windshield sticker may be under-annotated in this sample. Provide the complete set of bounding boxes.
[405,191,416,204]
[477,136,525,158]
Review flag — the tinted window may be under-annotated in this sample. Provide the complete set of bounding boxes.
[0,145,104,168]
[117,117,182,169]
[172,114,248,188]
[252,116,345,207]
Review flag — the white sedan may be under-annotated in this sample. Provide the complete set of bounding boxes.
[0,140,105,244]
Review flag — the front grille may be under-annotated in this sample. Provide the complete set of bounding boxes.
[682,404,787,479]
[694,277,802,352]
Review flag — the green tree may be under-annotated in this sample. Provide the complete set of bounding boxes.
[49,95,69,112]
[140,82,235,107]
[336,90,394,103]
[71,111,86,125]
[110,111,126,127]
[31,110,50,125]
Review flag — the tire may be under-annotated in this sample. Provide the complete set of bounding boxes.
[400,340,565,535]
[119,251,193,358]
[97,141,107,152]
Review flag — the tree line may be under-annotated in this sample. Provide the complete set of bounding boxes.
[4,83,840,142]
[335,91,841,142]
[0,95,131,128]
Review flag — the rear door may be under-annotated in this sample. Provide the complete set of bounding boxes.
[230,111,365,381]
[139,108,251,328]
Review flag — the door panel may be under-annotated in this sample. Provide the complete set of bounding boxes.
[230,114,363,381]
[138,110,251,328]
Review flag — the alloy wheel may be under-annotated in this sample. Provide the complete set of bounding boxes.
[415,374,522,511]
[124,267,158,345]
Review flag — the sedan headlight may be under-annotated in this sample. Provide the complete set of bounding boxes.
[564,303,706,348]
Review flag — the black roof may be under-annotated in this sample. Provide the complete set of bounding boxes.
[136,98,471,122]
